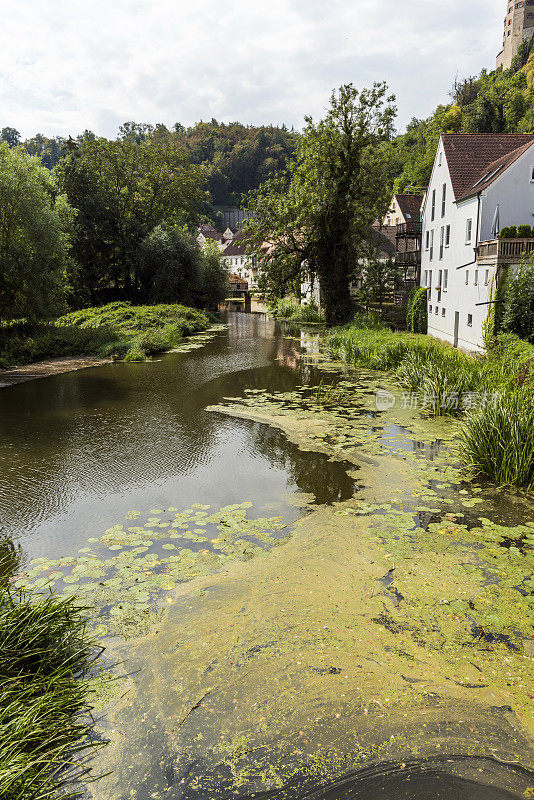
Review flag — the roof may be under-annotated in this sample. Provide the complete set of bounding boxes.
[441,134,534,201]
[222,229,248,256]
[394,194,423,221]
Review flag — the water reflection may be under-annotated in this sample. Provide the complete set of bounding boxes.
[0,314,354,564]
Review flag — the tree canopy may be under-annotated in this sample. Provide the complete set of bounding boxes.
[245,83,396,323]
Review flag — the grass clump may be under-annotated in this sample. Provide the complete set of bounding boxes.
[0,302,210,368]
[0,587,103,799]
[269,298,325,324]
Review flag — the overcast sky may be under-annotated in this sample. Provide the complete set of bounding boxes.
[1,0,505,140]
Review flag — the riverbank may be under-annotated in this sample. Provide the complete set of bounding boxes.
[85,354,534,798]
[0,355,111,388]
[0,302,211,370]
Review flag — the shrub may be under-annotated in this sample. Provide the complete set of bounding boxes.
[406,287,428,333]
[518,224,533,238]
[269,298,325,324]
[460,389,534,491]
[500,258,534,343]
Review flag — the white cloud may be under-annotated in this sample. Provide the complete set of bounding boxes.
[0,0,506,138]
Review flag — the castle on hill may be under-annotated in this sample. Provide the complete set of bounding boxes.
[497,0,534,69]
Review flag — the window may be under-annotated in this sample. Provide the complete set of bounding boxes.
[465,270,469,285]
[438,151,442,167]
[425,231,430,250]
[429,270,433,287]
[443,269,449,291]
[429,305,433,313]
[485,269,490,285]
[438,269,443,301]
[430,230,434,261]
[424,270,428,286]
[441,184,446,217]
[435,306,439,314]
[439,227,444,260]
[474,269,478,285]
[445,225,451,247]
[466,218,473,244]
[431,190,436,222]
[467,314,473,327]
[530,166,534,182]
[442,308,446,317]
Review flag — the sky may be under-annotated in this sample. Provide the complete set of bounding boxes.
[1,0,506,140]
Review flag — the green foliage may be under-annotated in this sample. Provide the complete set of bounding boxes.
[198,242,230,309]
[246,82,396,325]
[56,137,209,303]
[390,51,534,192]
[138,226,202,305]
[0,303,210,367]
[0,587,103,799]
[500,257,534,342]
[357,256,402,309]
[406,286,428,333]
[269,298,325,324]
[518,224,533,238]
[0,127,21,148]
[460,389,534,492]
[0,142,73,321]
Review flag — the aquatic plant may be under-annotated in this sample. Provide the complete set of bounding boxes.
[269,298,325,324]
[460,389,534,492]
[0,587,103,799]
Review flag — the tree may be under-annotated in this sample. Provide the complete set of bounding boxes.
[358,254,401,309]
[1,127,21,148]
[246,82,396,324]
[0,142,72,320]
[199,242,229,309]
[56,137,210,300]
[501,258,534,343]
[138,226,202,305]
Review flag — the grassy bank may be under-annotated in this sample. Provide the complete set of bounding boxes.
[0,302,210,369]
[0,587,102,799]
[269,298,325,324]
[327,323,534,492]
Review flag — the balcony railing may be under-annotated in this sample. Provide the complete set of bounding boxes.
[395,249,421,266]
[477,238,534,264]
[396,222,422,237]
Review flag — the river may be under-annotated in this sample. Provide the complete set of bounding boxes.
[2,313,534,800]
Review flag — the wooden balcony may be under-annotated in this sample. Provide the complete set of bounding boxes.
[396,222,422,238]
[476,238,534,266]
[395,250,421,267]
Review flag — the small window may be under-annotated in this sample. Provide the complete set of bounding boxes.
[438,151,442,166]
[530,166,534,182]
[435,306,439,315]
[430,230,434,261]
[442,308,446,317]
[429,305,433,313]
[443,269,449,290]
[466,218,473,244]
[439,227,444,260]
[424,270,428,286]
[441,184,446,217]
[445,225,451,247]
[465,270,469,285]
[485,269,490,285]
[431,190,436,222]
[467,314,473,327]
[474,269,478,285]
[425,231,430,250]
[429,270,433,286]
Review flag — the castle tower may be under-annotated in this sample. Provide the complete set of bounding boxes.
[497,0,534,70]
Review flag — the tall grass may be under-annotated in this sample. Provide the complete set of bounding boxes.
[269,298,325,324]
[327,323,534,492]
[0,302,211,368]
[460,390,534,492]
[0,588,103,799]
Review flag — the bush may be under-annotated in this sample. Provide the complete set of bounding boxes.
[406,287,428,333]
[269,298,325,323]
[518,224,533,238]
[500,259,534,343]
[0,587,103,799]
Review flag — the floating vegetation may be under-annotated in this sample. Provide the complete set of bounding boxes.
[10,503,287,639]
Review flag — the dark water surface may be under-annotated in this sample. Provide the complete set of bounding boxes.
[0,314,353,565]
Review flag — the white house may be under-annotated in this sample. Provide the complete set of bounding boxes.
[421,133,534,352]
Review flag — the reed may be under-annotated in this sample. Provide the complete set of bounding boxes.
[0,588,104,799]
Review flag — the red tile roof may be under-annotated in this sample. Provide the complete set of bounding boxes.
[394,194,423,221]
[442,134,534,201]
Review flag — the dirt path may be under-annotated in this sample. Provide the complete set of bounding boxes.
[0,355,110,388]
